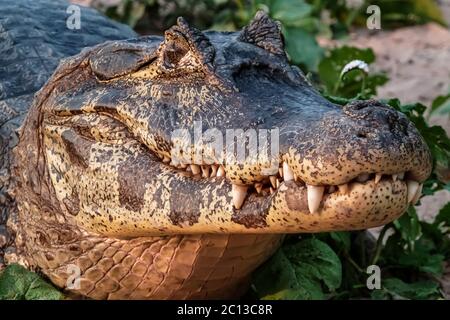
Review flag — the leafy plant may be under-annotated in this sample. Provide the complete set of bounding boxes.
[103,0,156,27]
[318,46,388,98]
[0,264,63,300]
[430,92,450,116]
[252,238,341,299]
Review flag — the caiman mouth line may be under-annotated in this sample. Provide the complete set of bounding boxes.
[157,154,423,214]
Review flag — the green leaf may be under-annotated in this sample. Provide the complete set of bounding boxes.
[393,206,422,250]
[252,238,342,300]
[284,26,324,72]
[370,289,389,300]
[270,0,312,25]
[125,2,147,27]
[383,215,444,277]
[0,264,63,300]
[397,243,444,276]
[329,232,351,252]
[411,0,447,26]
[430,93,450,116]
[388,99,450,171]
[381,278,440,300]
[322,94,353,106]
[434,202,450,229]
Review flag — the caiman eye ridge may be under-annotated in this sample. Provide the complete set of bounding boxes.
[158,155,423,213]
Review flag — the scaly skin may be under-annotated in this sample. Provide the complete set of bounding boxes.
[4,9,432,299]
[0,0,136,271]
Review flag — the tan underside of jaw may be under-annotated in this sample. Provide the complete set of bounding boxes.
[265,178,410,232]
[163,157,423,215]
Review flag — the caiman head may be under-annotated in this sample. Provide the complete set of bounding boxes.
[14,11,432,238]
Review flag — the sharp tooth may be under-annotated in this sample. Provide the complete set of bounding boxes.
[276,179,280,188]
[211,165,218,177]
[270,187,275,194]
[375,174,382,184]
[217,166,225,177]
[407,180,419,203]
[356,173,369,182]
[163,156,170,163]
[279,168,283,178]
[190,164,201,175]
[255,183,263,194]
[180,164,188,169]
[283,162,294,181]
[392,174,398,181]
[232,184,248,210]
[398,172,405,180]
[270,176,277,188]
[338,184,349,194]
[201,165,210,178]
[307,185,324,214]
[411,183,423,205]
[179,171,192,177]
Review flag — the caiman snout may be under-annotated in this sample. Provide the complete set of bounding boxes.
[258,99,433,229]
[284,99,431,186]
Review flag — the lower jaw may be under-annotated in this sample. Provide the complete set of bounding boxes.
[68,178,409,237]
[161,179,409,235]
[262,179,408,233]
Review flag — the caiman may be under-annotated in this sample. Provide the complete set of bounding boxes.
[0,0,432,299]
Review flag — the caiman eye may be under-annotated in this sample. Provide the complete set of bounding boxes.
[60,114,133,145]
[90,42,157,81]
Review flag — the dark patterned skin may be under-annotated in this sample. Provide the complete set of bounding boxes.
[1,2,432,299]
[0,0,136,270]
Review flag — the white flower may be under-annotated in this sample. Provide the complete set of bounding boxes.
[341,60,369,77]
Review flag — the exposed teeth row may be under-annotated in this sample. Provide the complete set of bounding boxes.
[172,163,226,178]
[168,160,421,212]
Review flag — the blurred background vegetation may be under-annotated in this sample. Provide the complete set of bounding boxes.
[95,0,447,72]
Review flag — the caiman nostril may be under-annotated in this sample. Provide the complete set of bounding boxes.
[357,132,367,139]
